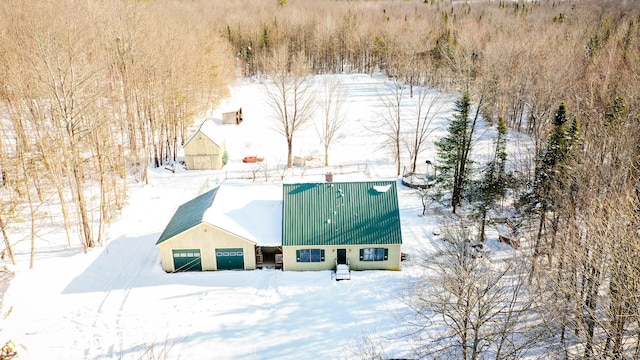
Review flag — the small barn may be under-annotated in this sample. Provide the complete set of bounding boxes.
[156,184,282,272]
[222,107,243,125]
[281,181,403,272]
[183,119,226,170]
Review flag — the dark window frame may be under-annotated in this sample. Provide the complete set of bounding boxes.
[296,249,325,262]
[359,248,389,261]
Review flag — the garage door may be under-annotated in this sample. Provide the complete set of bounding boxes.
[216,248,244,270]
[172,249,202,272]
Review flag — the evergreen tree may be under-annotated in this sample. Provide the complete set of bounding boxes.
[605,95,626,127]
[474,116,508,241]
[525,102,581,255]
[435,93,477,213]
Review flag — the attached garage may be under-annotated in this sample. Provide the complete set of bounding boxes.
[156,187,258,272]
[216,248,244,270]
[172,249,202,272]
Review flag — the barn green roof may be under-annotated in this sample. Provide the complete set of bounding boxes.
[156,187,219,245]
[282,181,402,247]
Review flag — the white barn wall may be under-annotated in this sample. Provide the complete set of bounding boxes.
[158,223,256,272]
[183,133,224,170]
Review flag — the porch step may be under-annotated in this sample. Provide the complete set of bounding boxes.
[335,263,351,281]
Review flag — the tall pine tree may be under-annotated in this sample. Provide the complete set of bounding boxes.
[474,115,508,242]
[526,102,581,255]
[435,93,477,213]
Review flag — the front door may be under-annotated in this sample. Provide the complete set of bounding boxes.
[337,249,347,264]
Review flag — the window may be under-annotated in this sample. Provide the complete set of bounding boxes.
[296,249,325,262]
[360,248,388,261]
[173,249,201,258]
[217,250,242,257]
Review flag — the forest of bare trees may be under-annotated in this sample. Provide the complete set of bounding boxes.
[1,0,639,358]
[0,0,234,265]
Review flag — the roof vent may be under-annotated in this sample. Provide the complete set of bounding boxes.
[373,184,391,193]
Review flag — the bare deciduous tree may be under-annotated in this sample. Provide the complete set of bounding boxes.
[532,92,640,359]
[0,0,232,265]
[403,223,536,360]
[372,78,405,177]
[404,86,445,173]
[264,45,316,168]
[316,76,348,167]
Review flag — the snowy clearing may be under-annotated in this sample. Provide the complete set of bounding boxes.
[0,74,516,359]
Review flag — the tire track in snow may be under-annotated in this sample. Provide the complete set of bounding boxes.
[81,172,214,358]
[85,237,159,358]
[91,173,207,358]
[111,247,158,358]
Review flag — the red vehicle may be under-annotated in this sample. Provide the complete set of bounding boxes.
[243,156,263,163]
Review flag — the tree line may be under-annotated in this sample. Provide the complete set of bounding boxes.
[380,1,640,358]
[0,0,234,265]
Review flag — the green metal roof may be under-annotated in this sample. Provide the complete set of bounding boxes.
[282,181,402,247]
[156,187,219,245]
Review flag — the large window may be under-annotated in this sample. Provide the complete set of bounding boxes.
[296,249,325,262]
[360,248,388,261]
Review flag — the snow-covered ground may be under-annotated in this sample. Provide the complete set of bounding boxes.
[0,74,511,359]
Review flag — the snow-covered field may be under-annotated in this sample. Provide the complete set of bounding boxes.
[0,74,510,359]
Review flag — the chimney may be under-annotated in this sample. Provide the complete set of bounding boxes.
[325,172,333,182]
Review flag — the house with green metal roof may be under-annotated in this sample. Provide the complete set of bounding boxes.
[281,181,403,272]
[156,180,402,274]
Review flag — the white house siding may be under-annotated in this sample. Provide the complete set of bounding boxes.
[282,245,401,272]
